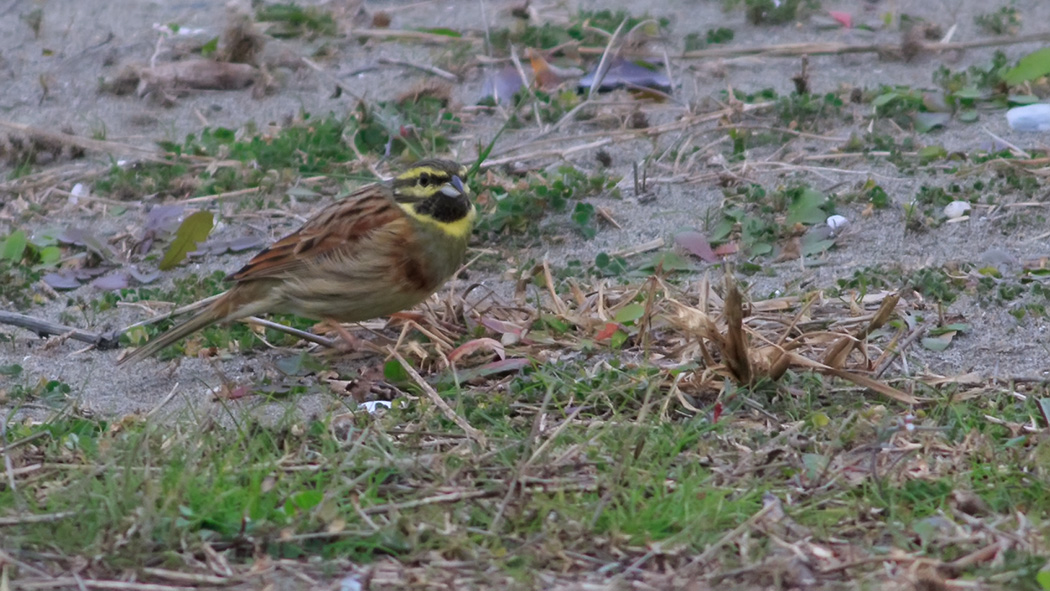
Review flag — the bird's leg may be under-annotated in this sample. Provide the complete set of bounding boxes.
[324,320,384,354]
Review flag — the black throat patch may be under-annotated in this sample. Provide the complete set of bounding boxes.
[414,192,471,223]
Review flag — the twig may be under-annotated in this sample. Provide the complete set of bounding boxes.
[139,568,238,586]
[391,351,487,446]
[174,186,261,205]
[246,317,338,349]
[683,500,778,573]
[576,30,1050,59]
[12,579,197,591]
[0,430,49,455]
[300,57,365,102]
[587,17,627,101]
[363,489,492,514]
[146,382,181,419]
[873,320,931,379]
[377,57,459,82]
[0,511,77,526]
[351,28,471,44]
[0,311,121,349]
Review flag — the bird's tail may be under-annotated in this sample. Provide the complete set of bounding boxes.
[118,298,231,365]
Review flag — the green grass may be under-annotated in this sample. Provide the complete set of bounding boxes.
[4,358,1049,587]
[97,102,460,202]
[477,165,621,242]
[489,9,670,55]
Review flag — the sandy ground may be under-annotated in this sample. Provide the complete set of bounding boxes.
[3,0,1050,421]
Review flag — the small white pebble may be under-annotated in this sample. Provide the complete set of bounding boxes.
[826,214,850,234]
[943,200,971,219]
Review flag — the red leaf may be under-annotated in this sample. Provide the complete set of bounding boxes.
[595,322,620,340]
[479,317,524,336]
[828,11,852,28]
[449,338,506,363]
[712,402,723,423]
[713,242,738,257]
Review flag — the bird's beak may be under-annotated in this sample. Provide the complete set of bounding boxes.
[441,175,467,197]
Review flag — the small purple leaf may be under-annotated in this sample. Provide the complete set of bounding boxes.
[42,272,82,290]
[675,230,718,262]
[57,227,90,246]
[481,65,527,105]
[145,205,186,234]
[128,267,161,284]
[228,236,265,252]
[579,58,670,94]
[92,272,129,291]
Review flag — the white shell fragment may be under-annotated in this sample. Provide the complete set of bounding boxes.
[826,214,850,234]
[1006,103,1050,132]
[943,200,971,219]
[69,183,89,204]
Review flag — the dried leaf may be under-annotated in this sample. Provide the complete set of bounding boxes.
[160,211,214,271]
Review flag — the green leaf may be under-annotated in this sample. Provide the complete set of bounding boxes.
[1035,567,1050,590]
[571,202,596,239]
[159,211,214,271]
[383,359,409,382]
[952,86,983,100]
[786,188,827,226]
[614,303,645,324]
[38,246,61,266]
[921,335,953,352]
[914,112,950,133]
[801,237,836,256]
[918,145,947,164]
[929,323,969,335]
[291,489,324,511]
[200,36,219,56]
[609,329,628,349]
[0,364,22,377]
[1004,48,1050,86]
[1008,94,1040,106]
[958,110,979,123]
[1,230,27,261]
[871,92,898,108]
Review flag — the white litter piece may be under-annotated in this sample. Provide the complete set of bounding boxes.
[358,400,392,414]
[1006,103,1050,132]
[943,200,971,219]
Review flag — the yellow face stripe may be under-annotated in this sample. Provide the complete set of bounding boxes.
[398,202,477,240]
[395,165,455,181]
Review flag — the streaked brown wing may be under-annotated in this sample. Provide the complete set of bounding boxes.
[228,187,404,282]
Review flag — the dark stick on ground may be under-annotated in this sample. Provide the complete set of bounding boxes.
[0,311,121,350]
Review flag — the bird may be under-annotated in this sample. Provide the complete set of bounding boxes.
[119,158,475,365]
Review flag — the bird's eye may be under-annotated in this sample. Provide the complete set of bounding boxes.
[418,173,431,187]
